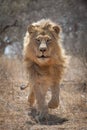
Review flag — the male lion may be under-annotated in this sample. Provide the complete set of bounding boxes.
[23,19,67,120]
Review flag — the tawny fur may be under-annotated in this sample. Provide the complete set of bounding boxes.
[23,19,67,120]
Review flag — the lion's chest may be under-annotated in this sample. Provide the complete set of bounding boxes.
[29,65,59,87]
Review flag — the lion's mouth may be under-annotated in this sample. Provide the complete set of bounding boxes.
[37,55,49,59]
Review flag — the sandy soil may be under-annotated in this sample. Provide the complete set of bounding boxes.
[0,56,87,130]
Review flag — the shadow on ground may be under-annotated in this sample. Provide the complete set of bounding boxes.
[27,108,68,125]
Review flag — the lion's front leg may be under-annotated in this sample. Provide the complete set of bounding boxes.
[33,84,48,120]
[48,84,60,109]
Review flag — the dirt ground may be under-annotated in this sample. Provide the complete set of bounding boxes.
[0,56,87,130]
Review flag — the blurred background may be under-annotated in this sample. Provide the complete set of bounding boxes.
[0,0,87,130]
[0,0,87,82]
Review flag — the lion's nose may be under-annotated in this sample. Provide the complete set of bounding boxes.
[39,47,47,52]
[39,40,47,52]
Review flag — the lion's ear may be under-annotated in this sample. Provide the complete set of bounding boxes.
[28,25,35,34]
[53,25,61,34]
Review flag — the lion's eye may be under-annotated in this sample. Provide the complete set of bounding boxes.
[46,39,51,44]
[36,39,40,44]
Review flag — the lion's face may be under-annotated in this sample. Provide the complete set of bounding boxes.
[27,23,61,66]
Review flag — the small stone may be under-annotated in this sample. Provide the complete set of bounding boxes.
[4,36,11,43]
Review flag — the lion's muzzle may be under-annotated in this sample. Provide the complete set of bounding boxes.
[39,40,47,53]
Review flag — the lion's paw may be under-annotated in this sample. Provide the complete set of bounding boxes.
[48,99,58,109]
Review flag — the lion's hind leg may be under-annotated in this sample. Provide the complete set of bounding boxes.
[28,88,35,107]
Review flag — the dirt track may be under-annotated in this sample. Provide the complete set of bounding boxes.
[0,57,87,130]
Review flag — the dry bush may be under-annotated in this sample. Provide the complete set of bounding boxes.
[0,56,28,84]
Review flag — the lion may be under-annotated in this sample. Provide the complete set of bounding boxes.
[22,19,67,120]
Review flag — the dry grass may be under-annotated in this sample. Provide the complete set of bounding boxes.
[0,56,87,130]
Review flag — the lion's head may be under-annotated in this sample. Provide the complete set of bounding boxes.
[24,19,64,66]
